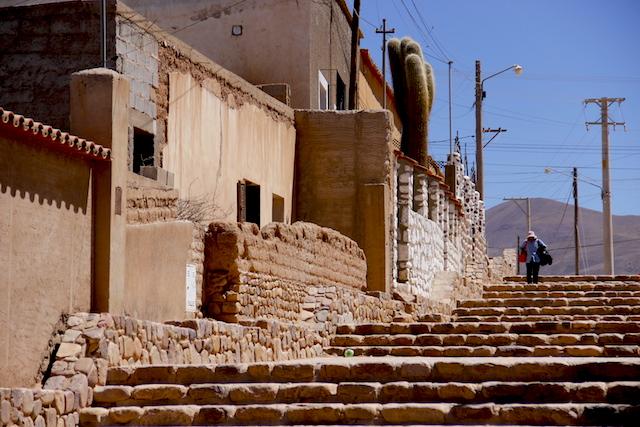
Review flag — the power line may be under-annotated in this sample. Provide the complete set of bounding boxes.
[489,236,640,251]
[408,0,452,61]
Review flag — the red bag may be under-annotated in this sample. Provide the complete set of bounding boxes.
[518,250,527,263]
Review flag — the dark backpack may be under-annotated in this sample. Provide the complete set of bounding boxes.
[537,244,553,266]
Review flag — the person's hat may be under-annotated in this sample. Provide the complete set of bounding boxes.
[527,231,537,239]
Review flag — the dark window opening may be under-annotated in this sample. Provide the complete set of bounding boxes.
[336,73,346,111]
[133,128,155,174]
[237,180,260,226]
[272,194,284,222]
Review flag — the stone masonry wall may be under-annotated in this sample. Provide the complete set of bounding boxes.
[407,211,444,297]
[204,222,376,321]
[1,311,325,427]
[392,152,488,307]
[203,222,412,326]
[126,173,178,224]
[489,248,517,280]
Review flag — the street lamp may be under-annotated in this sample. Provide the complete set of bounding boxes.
[475,62,524,200]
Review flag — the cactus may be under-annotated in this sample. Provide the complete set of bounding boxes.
[387,38,408,153]
[404,53,430,165]
[424,61,435,116]
[387,37,435,167]
[402,38,423,59]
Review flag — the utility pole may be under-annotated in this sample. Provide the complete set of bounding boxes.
[516,234,520,275]
[504,197,531,232]
[375,18,395,110]
[448,61,453,156]
[348,0,361,110]
[475,60,483,199]
[573,167,580,275]
[584,97,625,275]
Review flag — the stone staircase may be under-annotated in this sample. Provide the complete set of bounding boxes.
[80,279,640,425]
[328,281,640,357]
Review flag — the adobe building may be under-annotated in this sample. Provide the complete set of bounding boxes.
[0,0,491,396]
[0,0,295,227]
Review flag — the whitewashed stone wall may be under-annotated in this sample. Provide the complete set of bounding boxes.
[392,151,488,302]
[407,211,444,297]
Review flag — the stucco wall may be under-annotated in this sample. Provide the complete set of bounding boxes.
[0,136,92,387]
[294,110,393,242]
[124,221,193,323]
[164,72,295,227]
[125,0,313,109]
[294,110,394,291]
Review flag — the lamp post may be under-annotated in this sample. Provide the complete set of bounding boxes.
[475,62,523,200]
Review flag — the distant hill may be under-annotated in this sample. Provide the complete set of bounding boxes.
[486,198,640,275]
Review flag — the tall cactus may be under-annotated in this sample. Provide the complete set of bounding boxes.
[387,39,408,153]
[424,61,435,116]
[404,53,430,165]
[387,37,435,167]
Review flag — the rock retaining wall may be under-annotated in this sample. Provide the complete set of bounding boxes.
[1,311,327,427]
[203,222,370,320]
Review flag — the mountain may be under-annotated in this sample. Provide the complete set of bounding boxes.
[486,198,640,275]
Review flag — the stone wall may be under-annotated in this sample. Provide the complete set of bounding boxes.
[203,222,373,320]
[489,248,517,280]
[406,211,445,297]
[126,173,177,224]
[0,311,327,427]
[392,152,488,307]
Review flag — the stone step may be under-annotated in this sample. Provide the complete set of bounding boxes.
[453,315,640,323]
[79,402,640,426]
[326,345,640,357]
[331,333,640,348]
[453,305,640,317]
[458,297,640,308]
[106,357,640,386]
[336,321,640,336]
[485,283,640,292]
[482,291,640,299]
[91,381,640,407]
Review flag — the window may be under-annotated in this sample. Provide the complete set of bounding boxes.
[132,127,154,174]
[237,180,261,226]
[272,193,284,222]
[336,73,346,110]
[318,71,329,110]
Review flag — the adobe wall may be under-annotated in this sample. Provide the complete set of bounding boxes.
[0,135,92,387]
[163,72,296,227]
[294,110,394,292]
[123,221,194,323]
[203,222,406,325]
[125,0,313,109]
[0,1,115,131]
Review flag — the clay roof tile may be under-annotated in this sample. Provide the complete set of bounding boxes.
[0,107,111,161]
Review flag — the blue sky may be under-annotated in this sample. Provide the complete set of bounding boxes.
[349,0,640,215]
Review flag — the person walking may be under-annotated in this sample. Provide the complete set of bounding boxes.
[520,231,547,284]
